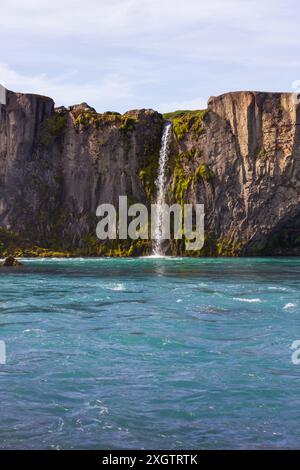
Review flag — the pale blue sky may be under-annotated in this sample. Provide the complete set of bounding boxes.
[0,0,299,113]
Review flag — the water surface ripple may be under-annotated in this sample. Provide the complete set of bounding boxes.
[0,257,300,449]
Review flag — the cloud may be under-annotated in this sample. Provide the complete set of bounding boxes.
[0,1,299,111]
[1,1,297,72]
[157,97,207,113]
[0,0,267,36]
[0,63,133,110]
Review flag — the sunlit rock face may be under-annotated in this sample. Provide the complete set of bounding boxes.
[0,88,299,256]
[169,92,300,255]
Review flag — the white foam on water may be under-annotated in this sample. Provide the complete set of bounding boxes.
[268,286,288,291]
[142,255,184,261]
[107,283,126,291]
[233,298,262,303]
[283,302,297,309]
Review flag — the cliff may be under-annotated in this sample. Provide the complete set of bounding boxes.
[0,87,299,256]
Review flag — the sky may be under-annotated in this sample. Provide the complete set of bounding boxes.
[0,0,299,113]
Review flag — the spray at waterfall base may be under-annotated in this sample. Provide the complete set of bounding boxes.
[95,196,205,254]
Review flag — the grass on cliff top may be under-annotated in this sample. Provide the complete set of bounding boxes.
[73,110,138,132]
[163,109,208,141]
[163,110,193,120]
[163,109,207,120]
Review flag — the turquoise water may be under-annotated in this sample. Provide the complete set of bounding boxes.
[1,257,300,449]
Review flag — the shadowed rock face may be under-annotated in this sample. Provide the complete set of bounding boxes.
[0,88,299,256]
[0,89,164,252]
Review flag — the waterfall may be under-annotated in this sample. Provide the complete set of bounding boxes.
[152,121,172,255]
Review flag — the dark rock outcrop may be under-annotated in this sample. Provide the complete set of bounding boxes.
[2,255,22,266]
[0,86,299,256]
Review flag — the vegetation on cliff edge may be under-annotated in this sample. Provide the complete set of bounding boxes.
[163,109,208,141]
[73,109,138,132]
[39,113,67,146]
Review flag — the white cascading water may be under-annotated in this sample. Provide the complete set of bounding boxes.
[152,121,172,255]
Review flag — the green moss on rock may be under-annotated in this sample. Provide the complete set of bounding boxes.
[255,147,268,161]
[194,163,215,183]
[164,109,208,141]
[73,110,121,129]
[0,224,248,258]
[139,154,159,200]
[73,109,137,133]
[171,160,193,206]
[39,114,67,146]
[119,115,137,132]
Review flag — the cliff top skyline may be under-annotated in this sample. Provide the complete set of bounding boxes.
[0,84,298,115]
[0,1,299,113]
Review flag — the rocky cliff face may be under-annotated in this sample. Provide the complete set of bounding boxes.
[0,89,163,255]
[166,92,300,255]
[0,87,299,256]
